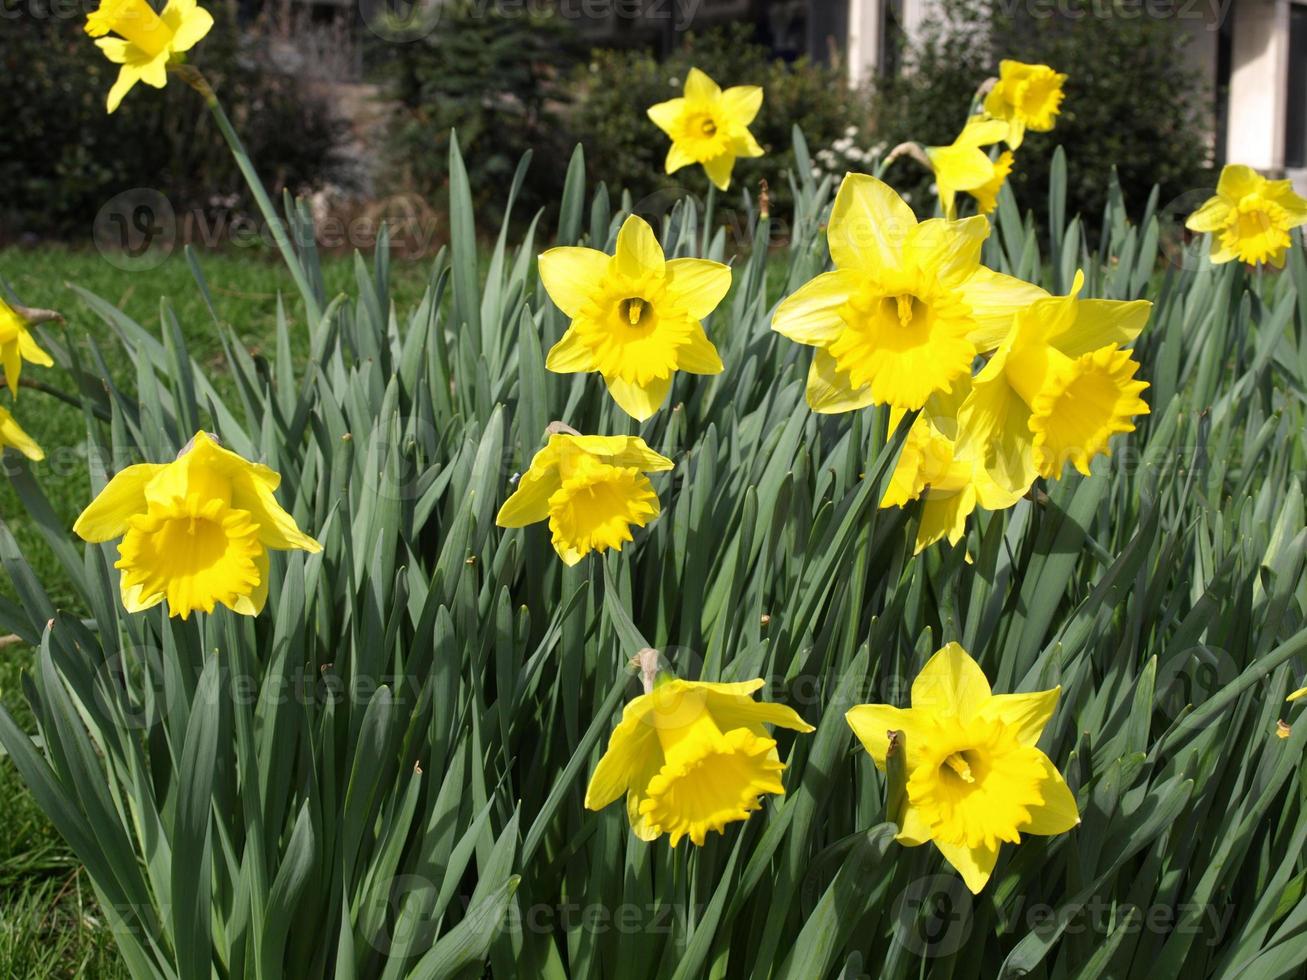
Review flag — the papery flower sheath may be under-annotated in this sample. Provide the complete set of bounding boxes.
[771,173,1046,413]
[957,271,1151,492]
[539,215,730,420]
[982,60,1067,149]
[647,67,764,190]
[85,0,214,113]
[847,643,1079,893]
[73,432,321,619]
[586,676,813,846]
[496,433,674,565]
[1186,164,1307,268]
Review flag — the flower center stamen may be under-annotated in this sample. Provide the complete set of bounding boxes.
[620,297,648,327]
[942,751,976,784]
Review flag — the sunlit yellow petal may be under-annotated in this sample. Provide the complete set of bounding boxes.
[538,246,609,319]
[911,643,992,720]
[826,173,917,273]
[73,463,167,542]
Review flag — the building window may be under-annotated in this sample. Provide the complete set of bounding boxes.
[1289,3,1307,169]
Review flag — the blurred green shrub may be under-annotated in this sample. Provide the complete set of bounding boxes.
[0,0,348,242]
[871,0,1213,222]
[376,0,581,228]
[569,25,874,217]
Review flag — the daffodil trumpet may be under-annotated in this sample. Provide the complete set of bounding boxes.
[496,432,674,565]
[771,173,1047,413]
[585,664,814,846]
[73,431,322,619]
[647,67,764,191]
[538,214,730,420]
[956,270,1151,493]
[1186,164,1307,268]
[847,643,1080,893]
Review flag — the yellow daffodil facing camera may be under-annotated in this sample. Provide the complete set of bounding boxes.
[957,271,1150,493]
[586,676,813,846]
[0,407,44,462]
[881,386,1026,554]
[73,432,321,619]
[1185,164,1307,268]
[647,67,764,191]
[982,60,1067,150]
[926,117,1014,219]
[0,298,54,399]
[771,174,1046,413]
[538,215,731,420]
[847,643,1079,893]
[496,433,673,565]
[84,0,214,113]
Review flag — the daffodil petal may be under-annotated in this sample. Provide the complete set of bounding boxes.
[934,839,1000,894]
[614,215,666,280]
[720,85,763,126]
[675,328,724,374]
[1050,299,1152,357]
[663,258,731,320]
[1020,752,1080,835]
[982,688,1061,746]
[605,373,672,421]
[827,173,917,273]
[538,246,608,319]
[73,464,167,542]
[702,153,736,191]
[910,643,992,719]
[772,270,856,345]
[961,268,1050,352]
[846,704,930,768]
[805,347,875,414]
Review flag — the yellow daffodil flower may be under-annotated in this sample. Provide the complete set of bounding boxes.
[0,298,54,399]
[85,0,214,113]
[771,173,1046,413]
[957,271,1150,492]
[647,67,764,191]
[73,432,321,619]
[926,117,1014,219]
[1185,164,1307,268]
[847,643,1079,893]
[982,60,1067,149]
[539,215,730,420]
[496,433,673,565]
[586,676,813,846]
[0,406,44,461]
[1289,688,1306,702]
[881,389,1027,554]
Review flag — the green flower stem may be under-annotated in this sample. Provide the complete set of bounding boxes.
[177,65,324,326]
[701,183,717,256]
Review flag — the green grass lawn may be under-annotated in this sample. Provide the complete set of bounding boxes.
[0,245,432,978]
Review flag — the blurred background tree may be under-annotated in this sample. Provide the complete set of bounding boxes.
[0,0,349,243]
